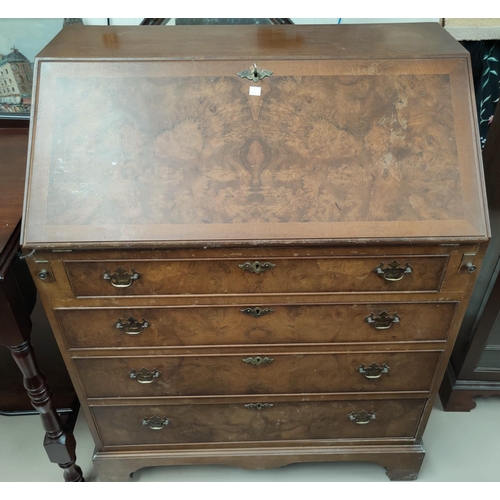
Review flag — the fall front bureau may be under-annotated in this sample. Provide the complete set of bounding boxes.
[21,23,489,481]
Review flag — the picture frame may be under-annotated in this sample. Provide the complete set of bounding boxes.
[140,18,294,26]
[0,18,64,120]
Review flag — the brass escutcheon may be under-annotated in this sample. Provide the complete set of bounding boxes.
[244,403,274,410]
[237,63,273,82]
[239,261,276,275]
[241,307,275,318]
[242,356,274,367]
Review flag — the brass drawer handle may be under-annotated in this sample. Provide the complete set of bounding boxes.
[129,367,161,384]
[242,356,274,367]
[241,307,275,318]
[142,415,169,430]
[245,403,274,410]
[239,261,276,275]
[102,267,140,288]
[374,261,412,282]
[115,316,150,335]
[366,311,400,330]
[237,63,273,82]
[348,410,376,425]
[357,362,390,379]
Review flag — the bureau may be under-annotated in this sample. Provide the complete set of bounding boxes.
[21,23,489,481]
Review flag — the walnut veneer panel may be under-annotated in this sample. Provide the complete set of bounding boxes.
[55,302,457,349]
[92,398,426,447]
[73,351,441,398]
[22,47,487,248]
[64,256,448,297]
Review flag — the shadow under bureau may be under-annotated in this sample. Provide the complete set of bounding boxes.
[21,23,489,481]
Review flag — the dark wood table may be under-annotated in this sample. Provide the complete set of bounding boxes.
[0,125,83,481]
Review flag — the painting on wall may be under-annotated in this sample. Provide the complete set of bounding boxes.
[0,19,64,119]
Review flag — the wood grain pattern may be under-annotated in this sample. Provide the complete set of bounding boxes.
[55,302,457,349]
[73,351,441,398]
[21,24,489,481]
[22,54,488,247]
[37,24,467,61]
[40,73,461,225]
[64,255,448,297]
[91,398,426,447]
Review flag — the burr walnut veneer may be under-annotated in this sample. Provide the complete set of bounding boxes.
[22,24,489,481]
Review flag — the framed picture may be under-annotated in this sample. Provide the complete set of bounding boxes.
[141,18,293,26]
[0,18,64,120]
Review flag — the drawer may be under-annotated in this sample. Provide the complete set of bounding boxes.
[56,302,457,349]
[74,351,441,398]
[91,398,426,447]
[63,255,448,297]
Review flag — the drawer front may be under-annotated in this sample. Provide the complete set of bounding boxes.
[56,302,456,349]
[64,255,448,297]
[92,398,426,447]
[74,351,441,398]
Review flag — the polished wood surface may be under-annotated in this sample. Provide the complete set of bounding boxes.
[55,301,456,349]
[74,350,441,398]
[22,27,487,248]
[28,245,485,481]
[23,24,489,481]
[64,255,449,297]
[92,398,426,448]
[36,23,466,60]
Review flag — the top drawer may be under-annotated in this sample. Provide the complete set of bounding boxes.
[64,255,448,297]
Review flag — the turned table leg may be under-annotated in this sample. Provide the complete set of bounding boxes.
[8,340,84,482]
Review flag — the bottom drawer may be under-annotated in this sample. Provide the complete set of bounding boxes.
[92,398,426,447]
